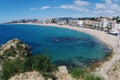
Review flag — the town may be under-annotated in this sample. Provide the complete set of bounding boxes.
[9,16,120,35]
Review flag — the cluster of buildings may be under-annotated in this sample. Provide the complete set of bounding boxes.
[10,17,120,35]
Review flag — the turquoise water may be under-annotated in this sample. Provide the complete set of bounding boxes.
[0,24,110,67]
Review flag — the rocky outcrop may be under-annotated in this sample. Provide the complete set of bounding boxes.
[9,66,78,80]
[0,38,31,61]
[9,71,45,80]
[107,60,120,80]
[53,66,76,80]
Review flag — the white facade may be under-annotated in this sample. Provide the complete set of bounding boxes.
[101,19,108,27]
[110,24,120,34]
[115,24,120,30]
[77,20,83,26]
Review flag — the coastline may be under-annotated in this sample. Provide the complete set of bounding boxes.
[15,23,119,80]
[16,23,117,48]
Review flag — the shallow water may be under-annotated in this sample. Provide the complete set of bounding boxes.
[0,24,110,67]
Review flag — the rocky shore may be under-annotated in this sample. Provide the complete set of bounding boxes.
[107,60,120,80]
[9,66,76,80]
[0,38,31,61]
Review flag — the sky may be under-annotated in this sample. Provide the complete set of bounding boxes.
[0,0,120,23]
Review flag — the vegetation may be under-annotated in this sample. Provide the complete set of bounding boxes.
[3,49,16,57]
[71,68,88,79]
[84,74,104,80]
[105,27,111,32]
[70,68,104,80]
[32,54,54,72]
[0,54,56,80]
[112,16,120,23]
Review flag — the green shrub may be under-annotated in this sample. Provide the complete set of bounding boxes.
[3,49,16,57]
[20,56,32,72]
[31,54,56,73]
[1,60,19,80]
[71,68,88,79]
[0,54,56,80]
[84,74,104,80]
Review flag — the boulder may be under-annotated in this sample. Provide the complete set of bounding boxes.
[53,66,75,80]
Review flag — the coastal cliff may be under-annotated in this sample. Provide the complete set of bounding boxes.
[0,38,31,61]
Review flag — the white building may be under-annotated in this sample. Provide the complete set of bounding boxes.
[109,20,116,28]
[115,24,120,30]
[110,24,120,34]
[101,19,108,28]
[77,20,83,26]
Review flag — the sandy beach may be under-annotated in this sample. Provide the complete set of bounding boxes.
[17,23,119,80]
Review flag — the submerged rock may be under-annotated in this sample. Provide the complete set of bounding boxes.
[52,37,88,43]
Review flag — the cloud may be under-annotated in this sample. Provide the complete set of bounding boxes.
[95,3,106,9]
[74,0,90,6]
[94,0,120,16]
[59,0,90,12]
[113,0,120,2]
[60,5,89,12]
[29,8,36,11]
[105,0,112,4]
[40,6,51,10]
[30,0,120,17]
[59,5,74,9]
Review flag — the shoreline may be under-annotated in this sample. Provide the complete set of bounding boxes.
[16,23,117,49]
[14,23,119,80]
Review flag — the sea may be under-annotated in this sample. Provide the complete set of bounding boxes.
[0,24,111,67]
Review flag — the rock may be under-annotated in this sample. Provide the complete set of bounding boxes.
[9,71,45,80]
[58,66,68,74]
[48,78,52,80]
[0,38,31,61]
[53,66,75,80]
[107,60,120,80]
[9,66,79,80]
